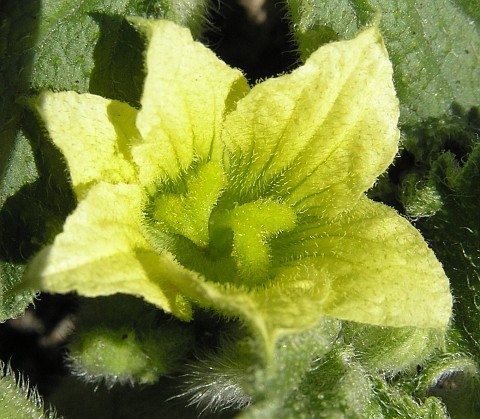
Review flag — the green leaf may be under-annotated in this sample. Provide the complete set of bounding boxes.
[285,0,480,127]
[0,1,41,320]
[0,263,34,322]
[413,141,480,358]
[29,0,210,95]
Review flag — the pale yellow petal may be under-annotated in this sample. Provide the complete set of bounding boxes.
[273,197,452,329]
[167,263,331,359]
[129,18,249,185]
[24,182,191,319]
[31,91,138,197]
[222,26,399,217]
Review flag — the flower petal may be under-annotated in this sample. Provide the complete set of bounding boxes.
[272,197,452,329]
[167,263,332,359]
[23,182,192,320]
[129,18,249,185]
[31,91,138,197]
[222,25,399,217]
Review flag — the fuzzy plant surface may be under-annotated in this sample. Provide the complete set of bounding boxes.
[0,0,478,418]
[0,361,58,419]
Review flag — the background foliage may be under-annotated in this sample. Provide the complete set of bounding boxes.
[1,0,479,417]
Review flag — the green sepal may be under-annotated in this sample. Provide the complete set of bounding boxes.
[181,317,341,415]
[239,318,341,417]
[68,296,195,386]
[0,361,58,419]
[342,322,445,373]
[280,348,448,418]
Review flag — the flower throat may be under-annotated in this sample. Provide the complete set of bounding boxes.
[143,161,296,287]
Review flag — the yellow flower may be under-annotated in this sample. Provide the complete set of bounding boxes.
[24,18,451,357]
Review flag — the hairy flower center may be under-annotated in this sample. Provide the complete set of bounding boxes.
[143,162,297,286]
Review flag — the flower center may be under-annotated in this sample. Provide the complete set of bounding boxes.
[143,162,297,287]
